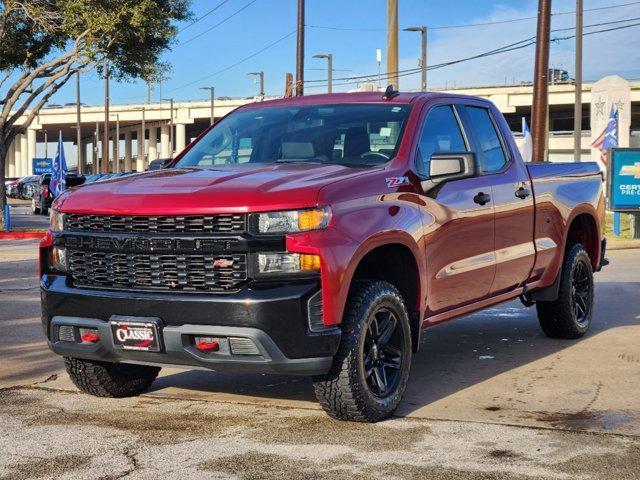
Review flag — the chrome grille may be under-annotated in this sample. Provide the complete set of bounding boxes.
[65,214,246,234]
[68,250,247,293]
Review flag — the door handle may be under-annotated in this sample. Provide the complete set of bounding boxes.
[515,186,531,199]
[473,192,491,206]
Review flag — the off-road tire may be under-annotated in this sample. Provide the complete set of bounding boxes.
[40,199,48,216]
[64,357,160,398]
[312,280,412,422]
[31,198,40,215]
[536,244,594,339]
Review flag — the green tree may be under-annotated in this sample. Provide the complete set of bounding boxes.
[0,0,191,229]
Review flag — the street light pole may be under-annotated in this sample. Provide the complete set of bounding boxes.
[248,72,265,98]
[404,26,427,91]
[313,54,333,93]
[200,86,215,125]
[76,72,82,174]
[102,63,110,173]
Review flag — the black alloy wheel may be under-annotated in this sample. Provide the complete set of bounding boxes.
[363,307,403,398]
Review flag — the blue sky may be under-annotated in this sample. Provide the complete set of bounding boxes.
[40,0,640,105]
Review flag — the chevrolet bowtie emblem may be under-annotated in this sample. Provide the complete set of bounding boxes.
[620,162,640,179]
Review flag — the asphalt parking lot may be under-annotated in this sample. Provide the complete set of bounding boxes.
[1,240,639,479]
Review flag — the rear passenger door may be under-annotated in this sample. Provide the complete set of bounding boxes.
[416,104,496,315]
[459,105,535,295]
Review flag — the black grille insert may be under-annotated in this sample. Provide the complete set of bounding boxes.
[65,214,246,234]
[68,250,247,293]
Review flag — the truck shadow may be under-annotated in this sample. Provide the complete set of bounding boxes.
[150,279,640,418]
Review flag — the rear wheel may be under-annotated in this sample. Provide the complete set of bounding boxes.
[31,198,40,215]
[64,357,160,397]
[313,280,412,422]
[40,199,48,216]
[536,244,594,339]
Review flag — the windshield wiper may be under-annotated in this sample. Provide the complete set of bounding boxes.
[274,159,323,164]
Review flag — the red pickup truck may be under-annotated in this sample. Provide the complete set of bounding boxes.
[41,90,606,422]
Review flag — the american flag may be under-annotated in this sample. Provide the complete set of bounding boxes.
[591,106,618,166]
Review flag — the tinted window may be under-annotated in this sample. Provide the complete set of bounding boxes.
[466,107,507,173]
[416,105,466,176]
[176,104,411,169]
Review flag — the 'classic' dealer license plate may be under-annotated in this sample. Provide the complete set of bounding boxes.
[110,320,161,352]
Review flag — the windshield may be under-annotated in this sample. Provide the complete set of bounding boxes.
[175,103,411,168]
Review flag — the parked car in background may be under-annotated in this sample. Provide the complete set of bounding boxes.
[15,175,39,199]
[4,177,19,197]
[32,173,86,215]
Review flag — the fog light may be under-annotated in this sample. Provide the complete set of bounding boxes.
[256,253,320,274]
[79,328,100,343]
[195,337,220,352]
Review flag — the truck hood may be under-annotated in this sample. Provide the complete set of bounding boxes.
[56,164,374,215]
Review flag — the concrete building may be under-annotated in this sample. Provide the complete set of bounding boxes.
[4,77,640,177]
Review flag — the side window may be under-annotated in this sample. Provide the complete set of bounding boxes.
[416,105,467,176]
[465,107,508,173]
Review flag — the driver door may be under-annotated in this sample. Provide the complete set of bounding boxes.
[415,104,496,316]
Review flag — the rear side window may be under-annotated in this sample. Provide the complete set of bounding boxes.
[416,105,467,177]
[465,107,507,173]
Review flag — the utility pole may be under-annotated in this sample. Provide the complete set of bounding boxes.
[531,0,552,163]
[200,86,215,125]
[376,49,382,88]
[248,72,265,98]
[296,0,305,96]
[76,72,83,174]
[313,54,333,93]
[387,0,399,90]
[404,26,428,91]
[102,63,110,173]
[573,0,583,162]
[141,107,146,164]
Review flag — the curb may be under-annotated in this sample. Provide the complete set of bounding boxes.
[0,231,46,240]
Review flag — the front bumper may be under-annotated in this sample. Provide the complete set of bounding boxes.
[41,275,340,376]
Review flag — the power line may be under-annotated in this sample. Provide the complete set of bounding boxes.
[305,20,640,89]
[178,0,233,33]
[305,0,640,33]
[179,0,259,46]
[167,30,297,92]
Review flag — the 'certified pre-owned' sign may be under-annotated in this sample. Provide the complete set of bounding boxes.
[608,149,640,212]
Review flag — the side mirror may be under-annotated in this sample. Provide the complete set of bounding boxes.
[161,158,174,169]
[421,152,477,192]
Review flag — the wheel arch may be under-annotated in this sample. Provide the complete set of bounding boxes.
[346,235,424,352]
[564,208,601,270]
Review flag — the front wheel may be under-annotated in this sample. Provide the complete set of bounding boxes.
[64,357,160,397]
[313,280,412,422]
[536,244,594,339]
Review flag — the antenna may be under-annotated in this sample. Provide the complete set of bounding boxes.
[382,84,399,100]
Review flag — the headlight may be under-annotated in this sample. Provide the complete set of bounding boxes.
[256,253,320,275]
[50,209,65,232]
[251,207,331,234]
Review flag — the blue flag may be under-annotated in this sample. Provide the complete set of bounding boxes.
[50,131,67,196]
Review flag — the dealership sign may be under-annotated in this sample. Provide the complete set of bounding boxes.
[32,157,53,175]
[607,148,640,212]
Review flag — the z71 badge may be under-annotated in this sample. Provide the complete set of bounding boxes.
[385,176,410,188]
